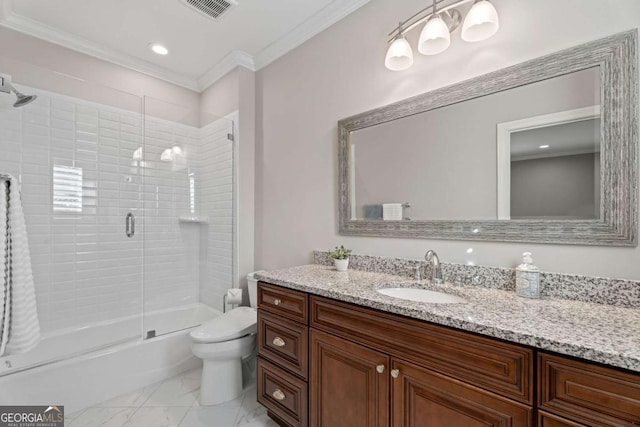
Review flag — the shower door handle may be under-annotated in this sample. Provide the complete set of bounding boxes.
[126,213,135,238]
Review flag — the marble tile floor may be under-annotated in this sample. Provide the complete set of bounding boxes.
[66,368,278,427]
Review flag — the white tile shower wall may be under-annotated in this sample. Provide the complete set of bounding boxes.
[197,119,234,311]
[0,90,143,335]
[0,86,234,336]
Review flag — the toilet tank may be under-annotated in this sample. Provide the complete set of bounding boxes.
[247,272,262,308]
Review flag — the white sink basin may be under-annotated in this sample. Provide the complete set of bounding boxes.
[377,287,466,304]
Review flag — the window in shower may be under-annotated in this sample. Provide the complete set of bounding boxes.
[52,165,83,212]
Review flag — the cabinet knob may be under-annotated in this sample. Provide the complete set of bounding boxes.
[391,369,400,379]
[273,337,286,347]
[376,364,385,373]
[274,298,282,306]
[272,389,286,401]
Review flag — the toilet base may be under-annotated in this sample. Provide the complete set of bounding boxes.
[199,358,243,406]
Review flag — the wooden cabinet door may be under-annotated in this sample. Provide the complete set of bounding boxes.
[391,359,532,427]
[310,328,389,427]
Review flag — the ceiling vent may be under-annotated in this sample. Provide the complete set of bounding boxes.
[180,0,238,21]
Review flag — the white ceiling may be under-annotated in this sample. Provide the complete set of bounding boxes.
[0,0,369,91]
[511,118,601,161]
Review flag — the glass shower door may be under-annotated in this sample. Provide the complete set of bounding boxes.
[0,56,144,374]
[142,96,234,338]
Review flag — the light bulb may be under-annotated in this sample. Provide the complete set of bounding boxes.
[418,15,451,55]
[385,36,414,71]
[149,43,169,55]
[461,0,500,42]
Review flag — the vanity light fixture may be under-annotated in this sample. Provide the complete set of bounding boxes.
[539,145,550,149]
[385,0,500,71]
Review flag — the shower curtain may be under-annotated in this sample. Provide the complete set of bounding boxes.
[0,175,40,356]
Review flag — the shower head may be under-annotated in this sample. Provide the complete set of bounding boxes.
[10,85,37,108]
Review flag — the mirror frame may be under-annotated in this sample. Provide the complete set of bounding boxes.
[338,30,637,246]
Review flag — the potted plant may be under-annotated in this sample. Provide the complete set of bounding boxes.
[329,245,352,271]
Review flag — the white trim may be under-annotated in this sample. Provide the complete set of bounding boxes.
[0,14,201,91]
[349,142,357,220]
[197,50,255,90]
[0,0,369,92]
[253,0,370,70]
[225,110,240,291]
[496,106,601,220]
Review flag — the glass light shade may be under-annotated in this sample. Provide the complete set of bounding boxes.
[132,147,143,160]
[461,0,500,42]
[385,36,414,71]
[418,15,451,55]
[160,148,173,161]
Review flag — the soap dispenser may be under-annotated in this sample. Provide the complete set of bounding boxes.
[515,252,541,298]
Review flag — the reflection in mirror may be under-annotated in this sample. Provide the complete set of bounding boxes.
[350,67,601,221]
[499,111,600,220]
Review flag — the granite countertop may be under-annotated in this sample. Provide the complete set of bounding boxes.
[255,264,640,373]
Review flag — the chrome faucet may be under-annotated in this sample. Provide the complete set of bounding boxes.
[425,250,443,284]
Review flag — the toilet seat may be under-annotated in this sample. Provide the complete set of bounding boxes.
[190,307,257,344]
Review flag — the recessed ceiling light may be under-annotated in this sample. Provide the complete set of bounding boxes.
[149,43,169,56]
[539,144,550,149]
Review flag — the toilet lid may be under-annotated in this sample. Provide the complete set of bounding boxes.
[190,307,257,343]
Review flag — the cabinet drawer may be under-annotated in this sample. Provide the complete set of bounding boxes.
[538,411,585,427]
[311,295,533,404]
[258,356,308,427]
[539,352,640,426]
[258,310,309,379]
[259,282,308,324]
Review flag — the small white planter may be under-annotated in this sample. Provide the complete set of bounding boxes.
[334,258,349,271]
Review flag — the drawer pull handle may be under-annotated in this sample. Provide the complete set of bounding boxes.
[376,364,385,373]
[391,369,400,378]
[274,298,282,306]
[272,389,286,401]
[273,337,286,347]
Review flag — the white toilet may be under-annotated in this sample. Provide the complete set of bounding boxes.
[190,274,259,406]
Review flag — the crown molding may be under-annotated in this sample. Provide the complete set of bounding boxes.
[252,0,370,70]
[0,0,370,92]
[197,50,255,90]
[0,13,201,91]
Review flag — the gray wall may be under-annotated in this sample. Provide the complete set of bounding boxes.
[352,69,599,220]
[254,0,640,280]
[511,153,599,219]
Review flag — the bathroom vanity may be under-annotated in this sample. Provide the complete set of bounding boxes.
[255,265,640,427]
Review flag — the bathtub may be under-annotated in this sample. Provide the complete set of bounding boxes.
[0,303,218,413]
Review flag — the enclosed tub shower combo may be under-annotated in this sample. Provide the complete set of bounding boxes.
[0,64,241,413]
